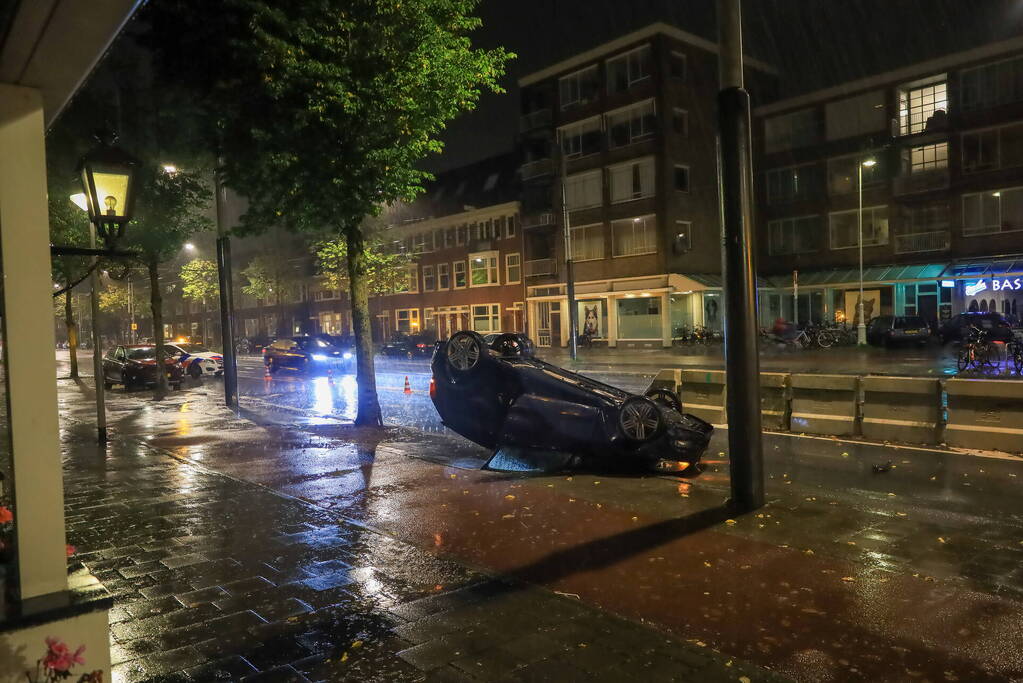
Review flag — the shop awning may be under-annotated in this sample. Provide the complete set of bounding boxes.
[673,273,774,290]
[947,257,1023,278]
[763,262,950,289]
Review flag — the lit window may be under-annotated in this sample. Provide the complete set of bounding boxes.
[612,216,657,257]
[471,304,501,333]
[899,81,947,135]
[570,224,605,261]
[908,143,948,173]
[609,158,655,203]
[565,171,603,210]
[469,251,499,286]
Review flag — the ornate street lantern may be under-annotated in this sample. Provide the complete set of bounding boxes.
[76,133,140,246]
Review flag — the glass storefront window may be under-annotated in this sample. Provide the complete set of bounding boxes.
[703,292,723,330]
[617,297,661,339]
[670,294,694,336]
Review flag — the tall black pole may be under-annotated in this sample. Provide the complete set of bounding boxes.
[558,131,579,360]
[89,222,107,442]
[717,0,764,511]
[215,169,238,408]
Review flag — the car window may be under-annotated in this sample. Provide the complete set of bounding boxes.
[896,316,925,328]
[114,347,126,360]
[181,344,210,353]
[162,345,183,357]
[126,347,156,360]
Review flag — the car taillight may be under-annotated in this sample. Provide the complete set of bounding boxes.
[416,343,427,348]
[429,378,436,399]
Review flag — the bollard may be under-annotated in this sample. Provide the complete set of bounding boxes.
[789,373,859,436]
[861,375,942,445]
[759,372,790,431]
[679,369,728,425]
[945,378,1023,453]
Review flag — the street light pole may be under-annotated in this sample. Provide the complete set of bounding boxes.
[215,166,239,407]
[558,130,579,360]
[856,159,876,346]
[717,0,764,512]
[88,222,107,443]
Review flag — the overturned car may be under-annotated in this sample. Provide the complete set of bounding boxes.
[430,331,713,473]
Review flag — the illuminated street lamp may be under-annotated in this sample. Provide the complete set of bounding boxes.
[184,242,196,251]
[76,135,140,247]
[857,158,877,346]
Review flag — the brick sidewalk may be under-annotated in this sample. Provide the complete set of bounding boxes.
[62,421,784,682]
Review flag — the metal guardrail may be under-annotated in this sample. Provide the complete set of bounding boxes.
[521,212,555,229]
[894,230,950,254]
[521,158,554,180]
[524,258,557,277]
[893,169,950,196]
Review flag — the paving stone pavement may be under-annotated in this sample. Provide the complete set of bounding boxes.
[61,420,785,682]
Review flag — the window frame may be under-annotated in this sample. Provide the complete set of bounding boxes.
[505,252,521,284]
[828,205,890,250]
[673,164,690,193]
[559,116,602,159]
[606,99,656,149]
[422,264,436,292]
[608,157,655,204]
[453,260,467,289]
[669,51,687,80]
[606,44,653,94]
[558,65,599,110]
[611,214,658,258]
[569,222,606,262]
[437,262,450,290]
[468,250,500,287]
[564,169,604,210]
[471,303,501,333]
[767,215,822,255]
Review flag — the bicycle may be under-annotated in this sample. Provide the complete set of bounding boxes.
[1008,336,1023,374]
[792,324,835,349]
[957,326,995,372]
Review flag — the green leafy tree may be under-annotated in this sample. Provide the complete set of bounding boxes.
[120,166,213,397]
[241,254,302,337]
[48,195,93,378]
[314,233,411,296]
[145,0,511,424]
[180,259,220,344]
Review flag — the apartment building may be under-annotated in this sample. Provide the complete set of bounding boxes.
[754,36,1023,327]
[517,23,776,348]
[370,154,526,340]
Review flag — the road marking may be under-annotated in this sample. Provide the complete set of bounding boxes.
[764,429,1021,461]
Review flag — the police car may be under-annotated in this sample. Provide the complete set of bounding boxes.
[164,342,225,378]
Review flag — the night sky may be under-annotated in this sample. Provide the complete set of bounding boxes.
[431,0,1023,171]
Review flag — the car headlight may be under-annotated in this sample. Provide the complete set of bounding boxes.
[342,352,353,359]
[311,353,329,361]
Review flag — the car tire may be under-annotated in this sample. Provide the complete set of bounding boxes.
[644,388,682,413]
[446,331,484,374]
[490,332,530,358]
[188,362,202,379]
[618,396,663,443]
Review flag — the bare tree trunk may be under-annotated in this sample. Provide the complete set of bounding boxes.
[149,258,169,400]
[345,227,382,426]
[65,282,79,379]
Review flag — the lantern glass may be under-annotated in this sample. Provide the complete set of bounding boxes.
[91,171,130,219]
[77,142,139,228]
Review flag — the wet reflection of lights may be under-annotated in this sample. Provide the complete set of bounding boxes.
[176,402,192,437]
[338,375,358,421]
[433,532,443,548]
[311,376,334,415]
[677,482,692,496]
[173,459,201,492]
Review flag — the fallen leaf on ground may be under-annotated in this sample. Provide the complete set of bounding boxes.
[841,452,850,457]
[725,519,737,525]
[504,494,516,500]
[841,576,855,582]
[804,549,814,555]
[938,537,947,543]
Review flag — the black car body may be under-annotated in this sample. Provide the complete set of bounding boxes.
[939,312,1014,344]
[866,315,931,346]
[381,332,436,359]
[431,331,713,471]
[263,336,355,373]
[102,345,184,390]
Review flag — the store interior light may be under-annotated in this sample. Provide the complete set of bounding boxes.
[941,280,956,288]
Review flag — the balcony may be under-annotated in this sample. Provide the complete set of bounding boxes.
[520,109,552,132]
[521,212,556,229]
[525,258,558,277]
[893,169,949,196]
[894,230,951,254]
[521,158,554,180]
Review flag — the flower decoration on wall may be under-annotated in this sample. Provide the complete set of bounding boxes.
[27,637,102,683]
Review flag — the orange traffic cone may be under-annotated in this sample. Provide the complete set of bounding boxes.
[263,364,272,381]
[404,376,412,394]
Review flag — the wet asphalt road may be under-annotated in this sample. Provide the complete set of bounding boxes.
[56,350,1023,680]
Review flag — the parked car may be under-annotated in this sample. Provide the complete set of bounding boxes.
[381,332,436,359]
[939,312,1014,344]
[163,342,224,378]
[431,330,713,472]
[102,345,183,390]
[866,315,931,347]
[314,334,357,359]
[263,336,354,374]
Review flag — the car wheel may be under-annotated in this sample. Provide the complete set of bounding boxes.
[490,333,529,358]
[188,362,202,379]
[446,331,484,374]
[644,388,682,413]
[618,396,663,442]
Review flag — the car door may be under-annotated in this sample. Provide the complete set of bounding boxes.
[102,347,118,380]
[105,346,126,380]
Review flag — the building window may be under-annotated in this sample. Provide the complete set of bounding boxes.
[907,142,948,173]
[394,264,419,293]
[437,262,450,289]
[571,223,605,261]
[963,129,999,172]
[445,228,454,247]
[469,251,499,286]
[453,261,467,288]
[559,65,599,109]
[825,90,886,141]
[827,154,884,195]
[617,297,661,340]
[396,308,420,334]
[764,108,817,153]
[560,117,602,158]
[456,225,467,246]
[612,215,657,257]
[768,215,822,255]
[767,163,820,203]
[606,44,652,93]
[673,221,692,254]
[505,253,521,284]
[673,165,690,193]
[961,55,1023,111]
[669,51,687,80]
[672,108,688,137]
[422,264,435,291]
[899,80,947,135]
[963,187,1023,235]
[609,157,655,203]
[565,170,603,210]
[471,304,501,333]
[506,215,517,239]
[607,99,656,149]
[829,206,889,249]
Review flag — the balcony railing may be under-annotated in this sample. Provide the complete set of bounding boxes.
[894,230,951,254]
[520,109,552,132]
[521,212,555,229]
[520,158,554,180]
[893,169,950,196]
[524,258,557,277]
